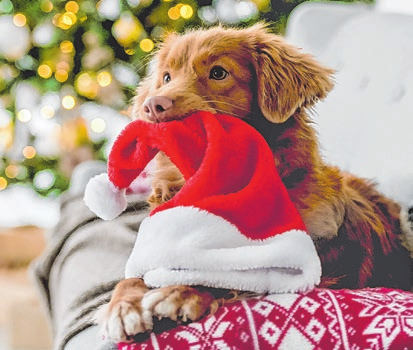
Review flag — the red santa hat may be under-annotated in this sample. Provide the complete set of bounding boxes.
[84,111,321,293]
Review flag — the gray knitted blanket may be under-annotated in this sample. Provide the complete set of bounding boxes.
[31,192,149,350]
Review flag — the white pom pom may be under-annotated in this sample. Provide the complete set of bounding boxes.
[84,173,127,220]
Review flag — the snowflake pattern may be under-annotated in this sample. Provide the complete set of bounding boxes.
[118,288,413,350]
[175,309,233,350]
[350,289,413,349]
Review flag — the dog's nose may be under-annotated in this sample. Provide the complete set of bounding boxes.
[143,96,173,122]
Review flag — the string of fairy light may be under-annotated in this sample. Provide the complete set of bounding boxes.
[0,0,203,194]
[6,0,197,114]
[0,0,270,194]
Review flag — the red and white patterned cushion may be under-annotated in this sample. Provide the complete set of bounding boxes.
[118,288,413,350]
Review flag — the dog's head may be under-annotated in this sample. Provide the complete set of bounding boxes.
[133,23,334,125]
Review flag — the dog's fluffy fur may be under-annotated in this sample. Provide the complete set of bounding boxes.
[99,24,412,342]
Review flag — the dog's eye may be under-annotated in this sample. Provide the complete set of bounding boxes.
[163,73,171,84]
[209,66,229,80]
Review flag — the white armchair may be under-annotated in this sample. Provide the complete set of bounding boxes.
[287,1,413,208]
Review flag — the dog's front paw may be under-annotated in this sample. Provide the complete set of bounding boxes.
[142,285,214,323]
[94,278,151,342]
[95,300,153,342]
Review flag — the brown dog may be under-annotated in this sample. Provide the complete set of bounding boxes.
[97,24,412,342]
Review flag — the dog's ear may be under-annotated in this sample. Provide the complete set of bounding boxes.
[249,25,334,123]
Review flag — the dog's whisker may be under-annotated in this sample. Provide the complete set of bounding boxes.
[208,108,243,119]
[202,100,251,114]
[135,52,157,74]
[178,105,242,119]
[201,96,246,103]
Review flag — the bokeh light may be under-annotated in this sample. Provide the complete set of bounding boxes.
[60,40,74,54]
[75,72,99,98]
[168,7,180,20]
[62,95,76,109]
[180,5,193,19]
[40,0,53,13]
[97,71,112,87]
[5,164,19,178]
[17,109,32,123]
[0,177,7,191]
[65,1,79,13]
[40,105,55,119]
[54,12,77,30]
[112,13,143,47]
[34,170,56,190]
[90,117,106,133]
[0,0,13,13]
[139,38,154,52]
[22,146,36,159]
[62,12,77,26]
[56,62,70,73]
[13,13,26,27]
[38,64,53,79]
[55,69,69,82]
[125,47,135,55]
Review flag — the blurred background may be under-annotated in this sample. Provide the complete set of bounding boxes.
[0,0,375,229]
[1,0,410,349]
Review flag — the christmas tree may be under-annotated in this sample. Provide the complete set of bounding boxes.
[0,0,368,198]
